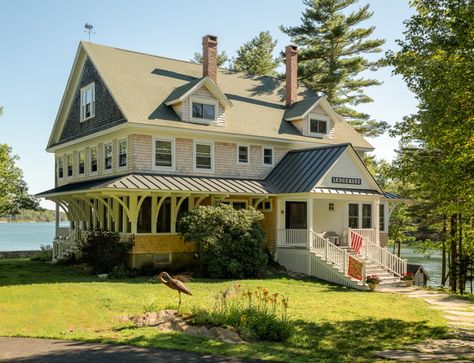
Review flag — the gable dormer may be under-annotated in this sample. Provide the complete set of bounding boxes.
[164,76,232,126]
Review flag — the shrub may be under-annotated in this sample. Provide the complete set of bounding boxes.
[365,275,381,284]
[30,245,52,261]
[109,263,135,279]
[78,229,134,274]
[191,285,292,342]
[401,272,414,281]
[177,204,268,278]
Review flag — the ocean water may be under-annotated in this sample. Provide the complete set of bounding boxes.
[0,222,61,251]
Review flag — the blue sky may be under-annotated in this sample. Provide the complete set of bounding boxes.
[0,0,416,209]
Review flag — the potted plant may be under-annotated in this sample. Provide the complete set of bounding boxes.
[401,272,414,287]
[365,275,381,291]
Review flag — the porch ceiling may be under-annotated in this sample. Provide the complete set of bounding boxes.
[37,173,270,197]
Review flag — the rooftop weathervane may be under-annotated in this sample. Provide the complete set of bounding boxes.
[84,23,95,42]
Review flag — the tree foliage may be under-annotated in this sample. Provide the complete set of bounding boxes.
[0,144,39,215]
[191,51,229,68]
[178,204,268,278]
[281,0,388,137]
[232,31,281,76]
[387,0,474,292]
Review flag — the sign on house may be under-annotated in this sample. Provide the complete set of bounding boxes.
[331,176,362,185]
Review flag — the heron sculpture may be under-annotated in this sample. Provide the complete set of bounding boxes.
[157,272,192,311]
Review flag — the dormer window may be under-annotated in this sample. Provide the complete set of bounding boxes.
[80,83,95,121]
[191,98,217,123]
[310,118,327,135]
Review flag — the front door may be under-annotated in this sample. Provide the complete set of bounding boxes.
[285,201,307,229]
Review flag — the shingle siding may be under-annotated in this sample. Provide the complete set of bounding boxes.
[58,58,126,144]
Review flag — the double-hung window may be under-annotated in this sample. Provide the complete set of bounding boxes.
[104,143,112,171]
[57,157,64,179]
[80,83,95,121]
[118,139,127,168]
[194,142,213,171]
[154,139,174,169]
[310,118,327,135]
[348,203,359,229]
[263,147,273,166]
[362,204,372,229]
[66,154,73,177]
[191,100,216,122]
[238,145,249,164]
[78,150,85,175]
[90,147,98,173]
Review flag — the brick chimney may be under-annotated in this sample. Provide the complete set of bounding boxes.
[202,35,218,83]
[285,45,298,107]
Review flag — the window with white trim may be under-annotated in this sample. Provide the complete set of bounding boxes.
[191,101,216,121]
[254,199,272,212]
[362,204,372,228]
[57,157,64,179]
[66,154,73,177]
[263,147,273,166]
[78,150,85,175]
[104,143,112,170]
[348,203,359,228]
[194,142,213,171]
[90,147,98,173]
[80,83,95,121]
[310,118,327,135]
[238,145,249,164]
[118,139,127,167]
[154,139,174,169]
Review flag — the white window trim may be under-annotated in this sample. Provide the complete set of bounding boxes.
[66,153,73,179]
[77,149,86,176]
[57,155,64,179]
[237,144,250,165]
[153,137,176,171]
[262,146,274,167]
[89,145,98,175]
[193,140,214,173]
[117,138,128,170]
[308,113,330,138]
[80,82,95,122]
[189,96,218,124]
[347,202,373,229]
[254,199,272,212]
[103,142,113,174]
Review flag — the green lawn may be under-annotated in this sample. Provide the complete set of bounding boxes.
[0,259,448,362]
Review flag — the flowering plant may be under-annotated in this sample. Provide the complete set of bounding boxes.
[365,275,381,284]
[401,272,414,281]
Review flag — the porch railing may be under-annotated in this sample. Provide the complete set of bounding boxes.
[52,229,83,261]
[277,229,307,247]
[311,231,366,280]
[351,228,377,244]
[349,229,407,277]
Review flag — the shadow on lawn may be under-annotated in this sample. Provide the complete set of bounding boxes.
[102,317,448,363]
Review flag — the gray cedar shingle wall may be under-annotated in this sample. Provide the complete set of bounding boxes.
[58,57,126,144]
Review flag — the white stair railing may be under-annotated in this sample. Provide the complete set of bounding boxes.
[311,231,366,280]
[349,229,407,277]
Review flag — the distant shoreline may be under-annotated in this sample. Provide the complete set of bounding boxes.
[0,250,41,258]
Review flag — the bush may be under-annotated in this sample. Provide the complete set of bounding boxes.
[30,245,52,261]
[177,204,268,278]
[78,229,134,274]
[191,285,293,342]
[109,263,135,279]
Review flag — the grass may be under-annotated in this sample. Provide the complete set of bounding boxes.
[0,259,449,362]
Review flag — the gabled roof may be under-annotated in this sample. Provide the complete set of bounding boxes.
[284,96,322,121]
[265,143,381,194]
[164,76,233,108]
[47,42,374,150]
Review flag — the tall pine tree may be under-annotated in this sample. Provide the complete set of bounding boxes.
[281,0,388,137]
[233,31,280,76]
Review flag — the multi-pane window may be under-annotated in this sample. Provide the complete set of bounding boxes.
[379,204,385,231]
[104,143,112,170]
[192,102,215,120]
[362,204,372,229]
[329,202,335,211]
[57,157,64,178]
[78,150,85,175]
[310,119,327,134]
[348,203,359,229]
[80,83,95,121]
[238,145,249,164]
[67,154,73,177]
[90,147,98,173]
[155,139,173,168]
[263,147,273,166]
[118,139,127,167]
[195,142,212,170]
[255,200,272,212]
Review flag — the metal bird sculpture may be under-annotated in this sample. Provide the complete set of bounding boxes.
[157,272,192,312]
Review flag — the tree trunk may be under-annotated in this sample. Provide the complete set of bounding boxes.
[458,213,464,295]
[397,240,401,258]
[450,214,457,292]
[441,216,447,287]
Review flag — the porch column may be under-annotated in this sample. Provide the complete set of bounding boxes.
[307,196,313,250]
[373,199,380,245]
[170,195,177,233]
